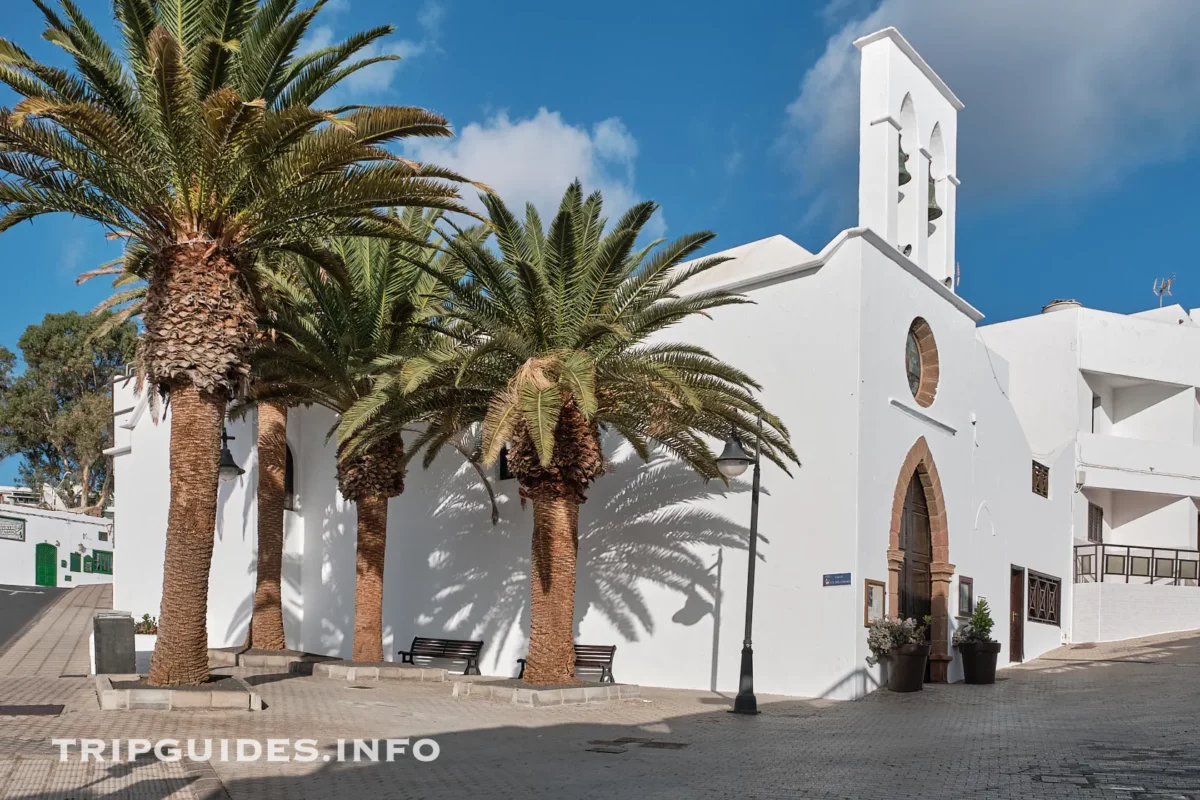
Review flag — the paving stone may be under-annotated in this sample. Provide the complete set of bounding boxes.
[2,588,1199,799]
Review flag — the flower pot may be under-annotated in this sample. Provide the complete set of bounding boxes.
[887,642,930,692]
[958,641,1001,685]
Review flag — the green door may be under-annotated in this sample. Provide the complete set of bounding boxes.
[35,543,57,587]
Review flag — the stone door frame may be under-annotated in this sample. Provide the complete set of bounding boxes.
[887,436,954,682]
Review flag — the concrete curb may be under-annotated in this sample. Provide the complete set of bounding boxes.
[451,681,640,706]
[208,648,335,670]
[309,661,446,682]
[95,674,262,711]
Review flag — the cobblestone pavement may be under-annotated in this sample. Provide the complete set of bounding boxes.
[1,628,1199,798]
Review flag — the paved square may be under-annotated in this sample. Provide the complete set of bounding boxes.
[2,587,1199,798]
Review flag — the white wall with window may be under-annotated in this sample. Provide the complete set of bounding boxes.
[0,504,113,588]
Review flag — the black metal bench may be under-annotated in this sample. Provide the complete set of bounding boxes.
[398,637,484,675]
[517,644,617,683]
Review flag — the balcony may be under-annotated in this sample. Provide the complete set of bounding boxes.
[1074,543,1200,587]
[1076,432,1200,496]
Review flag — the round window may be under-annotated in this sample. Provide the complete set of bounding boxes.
[906,318,938,407]
[905,330,922,396]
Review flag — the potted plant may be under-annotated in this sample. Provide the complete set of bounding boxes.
[953,598,1001,684]
[866,616,931,692]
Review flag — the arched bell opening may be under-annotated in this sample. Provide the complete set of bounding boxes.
[927,122,948,285]
[897,94,920,257]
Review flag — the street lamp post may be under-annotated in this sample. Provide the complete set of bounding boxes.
[716,412,763,715]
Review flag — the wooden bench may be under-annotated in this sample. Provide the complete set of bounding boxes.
[397,637,484,675]
[517,645,617,683]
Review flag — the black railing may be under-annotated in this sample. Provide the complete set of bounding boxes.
[1074,543,1200,586]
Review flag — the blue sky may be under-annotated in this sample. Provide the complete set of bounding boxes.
[2,0,1200,482]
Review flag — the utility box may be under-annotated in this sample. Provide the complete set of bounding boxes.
[93,611,135,674]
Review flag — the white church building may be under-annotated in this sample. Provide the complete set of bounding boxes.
[107,28,1198,700]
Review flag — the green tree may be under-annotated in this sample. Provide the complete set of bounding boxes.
[0,0,474,685]
[349,183,799,684]
[249,209,489,661]
[0,311,137,512]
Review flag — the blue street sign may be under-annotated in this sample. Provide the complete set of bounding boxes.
[822,572,852,587]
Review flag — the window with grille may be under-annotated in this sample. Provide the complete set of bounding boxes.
[1031,461,1049,498]
[1028,571,1060,626]
[1087,502,1103,543]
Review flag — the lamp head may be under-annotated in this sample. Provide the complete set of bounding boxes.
[716,428,753,479]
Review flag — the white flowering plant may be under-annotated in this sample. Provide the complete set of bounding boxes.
[866,616,930,666]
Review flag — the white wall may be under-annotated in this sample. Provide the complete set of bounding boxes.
[110,376,305,645]
[1111,384,1191,444]
[111,229,1080,699]
[977,308,1082,458]
[287,232,870,699]
[853,243,1073,683]
[1108,492,1195,550]
[0,505,113,588]
[1073,581,1200,642]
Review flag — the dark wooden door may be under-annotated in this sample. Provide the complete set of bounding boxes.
[1010,567,1024,663]
[899,471,932,622]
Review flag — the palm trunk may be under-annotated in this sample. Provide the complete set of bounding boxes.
[523,494,581,685]
[148,382,224,686]
[248,401,287,650]
[352,494,389,662]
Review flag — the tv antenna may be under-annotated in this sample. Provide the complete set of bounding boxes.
[1153,274,1175,307]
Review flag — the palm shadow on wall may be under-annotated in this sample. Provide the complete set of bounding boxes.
[222,548,305,649]
[385,442,766,672]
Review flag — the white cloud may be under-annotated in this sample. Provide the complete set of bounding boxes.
[407,109,664,235]
[781,0,1200,214]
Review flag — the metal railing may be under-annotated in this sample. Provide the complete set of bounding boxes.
[1074,543,1200,586]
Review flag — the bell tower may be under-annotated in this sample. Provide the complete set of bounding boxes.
[854,28,962,289]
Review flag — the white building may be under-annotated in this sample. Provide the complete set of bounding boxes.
[110,28,1184,699]
[0,504,115,588]
[984,301,1200,644]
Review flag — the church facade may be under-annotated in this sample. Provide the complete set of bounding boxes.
[106,29,1194,700]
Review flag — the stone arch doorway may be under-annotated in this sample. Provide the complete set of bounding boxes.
[887,437,954,682]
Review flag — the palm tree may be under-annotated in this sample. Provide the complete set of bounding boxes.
[0,0,475,685]
[353,183,799,684]
[249,209,487,661]
[78,259,290,651]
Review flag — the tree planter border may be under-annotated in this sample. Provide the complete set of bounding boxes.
[307,660,446,682]
[208,647,337,670]
[451,679,639,706]
[95,675,262,711]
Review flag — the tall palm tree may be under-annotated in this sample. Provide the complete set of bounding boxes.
[79,258,291,652]
[250,209,487,661]
[0,0,475,685]
[351,183,800,684]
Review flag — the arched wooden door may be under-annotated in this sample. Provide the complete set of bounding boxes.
[899,471,932,621]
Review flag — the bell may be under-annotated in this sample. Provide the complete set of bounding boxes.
[927,174,942,221]
[898,142,911,186]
